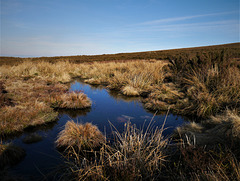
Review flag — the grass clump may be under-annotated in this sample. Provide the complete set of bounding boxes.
[0,101,58,135]
[102,121,169,180]
[0,143,26,169]
[56,121,105,151]
[77,60,167,92]
[173,59,240,118]
[175,110,240,147]
[121,85,140,96]
[167,143,240,181]
[51,91,92,109]
[0,61,92,135]
[56,119,169,181]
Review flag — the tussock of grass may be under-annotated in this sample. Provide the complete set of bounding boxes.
[176,122,204,134]
[143,83,184,112]
[0,62,92,135]
[206,110,240,141]
[84,78,102,85]
[102,121,169,180]
[0,143,26,169]
[77,60,167,92]
[0,101,58,135]
[175,110,240,146]
[56,121,105,151]
[143,99,169,111]
[177,64,240,118]
[57,120,169,180]
[51,91,92,109]
[121,85,140,96]
[168,144,240,181]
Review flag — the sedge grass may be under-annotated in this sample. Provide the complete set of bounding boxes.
[51,91,92,109]
[121,85,140,96]
[56,116,169,181]
[0,61,92,135]
[175,110,240,148]
[56,121,105,151]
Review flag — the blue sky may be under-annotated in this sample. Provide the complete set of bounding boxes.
[1,0,239,57]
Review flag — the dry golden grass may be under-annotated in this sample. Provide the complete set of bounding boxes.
[51,91,92,109]
[0,101,58,135]
[0,61,92,135]
[56,121,105,151]
[57,120,169,180]
[175,110,240,147]
[0,61,79,83]
[143,99,170,111]
[179,65,240,118]
[143,83,184,111]
[77,60,167,91]
[84,78,102,85]
[206,110,240,141]
[103,121,169,180]
[0,143,25,169]
[121,85,140,96]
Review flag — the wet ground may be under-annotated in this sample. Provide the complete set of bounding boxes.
[5,80,185,180]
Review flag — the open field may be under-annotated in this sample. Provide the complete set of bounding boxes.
[0,43,240,180]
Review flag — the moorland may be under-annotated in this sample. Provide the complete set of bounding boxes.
[0,42,239,180]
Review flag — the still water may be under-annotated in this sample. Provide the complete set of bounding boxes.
[7,81,185,180]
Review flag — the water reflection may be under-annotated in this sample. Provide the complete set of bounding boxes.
[57,107,91,118]
[69,80,184,136]
[108,89,140,103]
[6,80,185,180]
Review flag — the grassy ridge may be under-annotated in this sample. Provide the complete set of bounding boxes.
[0,43,239,65]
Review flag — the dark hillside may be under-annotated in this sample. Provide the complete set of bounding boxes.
[0,43,239,66]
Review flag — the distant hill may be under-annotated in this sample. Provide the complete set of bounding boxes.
[0,42,239,66]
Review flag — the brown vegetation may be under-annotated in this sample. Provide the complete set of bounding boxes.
[56,120,169,180]
[56,118,240,181]
[50,91,91,109]
[1,43,240,180]
[55,121,105,151]
[0,143,26,169]
[175,110,240,147]
[0,61,92,136]
[1,43,239,66]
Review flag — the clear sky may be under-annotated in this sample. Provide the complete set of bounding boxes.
[1,0,239,57]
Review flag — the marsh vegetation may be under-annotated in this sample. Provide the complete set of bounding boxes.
[0,43,239,180]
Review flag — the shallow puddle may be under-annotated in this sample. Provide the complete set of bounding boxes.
[6,81,185,180]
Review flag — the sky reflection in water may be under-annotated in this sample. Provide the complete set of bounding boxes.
[8,81,185,180]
